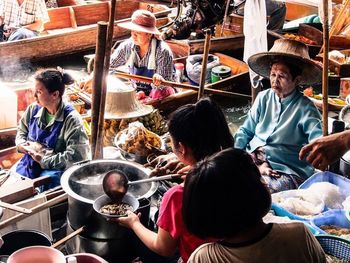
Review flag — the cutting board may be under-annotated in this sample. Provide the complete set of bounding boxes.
[0,172,51,203]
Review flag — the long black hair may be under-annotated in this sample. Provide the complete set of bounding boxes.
[183,148,271,239]
[168,97,233,162]
[35,68,74,97]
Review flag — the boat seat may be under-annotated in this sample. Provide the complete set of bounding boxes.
[73,1,110,26]
[44,6,77,31]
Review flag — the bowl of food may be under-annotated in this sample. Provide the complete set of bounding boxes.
[114,121,163,164]
[93,194,139,219]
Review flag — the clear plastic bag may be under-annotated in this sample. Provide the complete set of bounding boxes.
[115,121,161,156]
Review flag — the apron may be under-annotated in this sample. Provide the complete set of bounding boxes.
[128,38,157,96]
[16,104,74,184]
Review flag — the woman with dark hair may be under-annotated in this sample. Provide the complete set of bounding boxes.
[117,98,234,262]
[184,148,326,263]
[15,68,90,189]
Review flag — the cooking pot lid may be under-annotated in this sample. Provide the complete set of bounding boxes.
[212,65,231,75]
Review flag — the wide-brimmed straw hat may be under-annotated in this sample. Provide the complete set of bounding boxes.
[248,39,322,86]
[104,76,153,119]
[117,9,160,35]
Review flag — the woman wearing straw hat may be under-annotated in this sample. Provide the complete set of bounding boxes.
[234,39,323,193]
[109,9,175,98]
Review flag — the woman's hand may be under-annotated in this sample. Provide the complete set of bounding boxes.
[18,142,30,154]
[28,151,43,163]
[258,162,280,177]
[152,73,165,87]
[117,210,141,229]
[79,77,93,93]
[146,153,185,177]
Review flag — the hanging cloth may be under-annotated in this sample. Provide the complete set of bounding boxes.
[243,0,267,88]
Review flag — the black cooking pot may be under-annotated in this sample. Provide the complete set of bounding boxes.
[61,160,158,239]
[0,230,52,256]
[340,150,350,178]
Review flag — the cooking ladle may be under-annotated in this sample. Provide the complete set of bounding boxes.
[103,169,183,202]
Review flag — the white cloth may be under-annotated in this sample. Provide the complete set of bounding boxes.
[243,0,268,88]
[127,38,157,70]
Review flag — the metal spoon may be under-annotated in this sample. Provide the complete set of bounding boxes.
[103,169,183,202]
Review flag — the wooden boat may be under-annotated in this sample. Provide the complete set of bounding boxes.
[0,1,170,64]
[284,0,318,21]
[146,52,251,113]
[166,35,245,59]
[269,23,350,59]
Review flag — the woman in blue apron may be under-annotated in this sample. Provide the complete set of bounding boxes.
[81,10,175,98]
[15,69,90,190]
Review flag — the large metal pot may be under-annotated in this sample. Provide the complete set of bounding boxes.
[61,160,158,239]
[340,150,350,178]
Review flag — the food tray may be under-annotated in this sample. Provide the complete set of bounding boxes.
[312,209,350,239]
[271,204,324,235]
[299,171,350,198]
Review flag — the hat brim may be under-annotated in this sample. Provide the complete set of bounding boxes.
[104,104,154,120]
[248,52,322,86]
[117,21,160,35]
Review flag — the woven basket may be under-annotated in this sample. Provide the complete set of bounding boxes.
[316,235,350,261]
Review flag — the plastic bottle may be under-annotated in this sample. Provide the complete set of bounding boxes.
[67,256,77,263]
[174,63,185,83]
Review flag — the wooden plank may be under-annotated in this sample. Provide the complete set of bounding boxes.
[189,35,245,55]
[73,2,110,26]
[285,1,318,21]
[44,7,73,30]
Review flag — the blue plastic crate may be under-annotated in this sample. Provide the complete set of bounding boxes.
[271,203,308,221]
[316,235,350,261]
[299,171,350,197]
[312,209,350,240]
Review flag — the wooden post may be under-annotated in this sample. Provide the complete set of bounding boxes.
[322,0,329,136]
[95,0,117,160]
[91,22,108,160]
[220,0,231,37]
[197,29,212,100]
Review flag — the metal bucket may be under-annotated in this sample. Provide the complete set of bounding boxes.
[340,150,350,178]
[211,65,231,83]
[61,160,158,239]
[0,230,52,256]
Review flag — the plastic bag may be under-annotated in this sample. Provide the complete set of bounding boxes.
[116,121,161,156]
[307,182,345,209]
[186,54,220,85]
[342,196,350,210]
[272,189,325,216]
[243,0,267,89]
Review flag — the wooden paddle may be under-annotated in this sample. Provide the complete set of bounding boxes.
[113,72,252,99]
